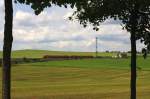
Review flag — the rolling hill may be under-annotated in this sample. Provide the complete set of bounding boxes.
[0,49,114,58]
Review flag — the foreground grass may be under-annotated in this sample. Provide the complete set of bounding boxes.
[0,58,150,99]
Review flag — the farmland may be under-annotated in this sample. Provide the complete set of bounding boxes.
[0,50,150,99]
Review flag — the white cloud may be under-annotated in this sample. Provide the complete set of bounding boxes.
[0,0,4,45]
[0,0,3,6]
[0,4,145,52]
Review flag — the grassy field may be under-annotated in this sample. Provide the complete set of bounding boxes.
[0,56,150,99]
[25,57,150,70]
[0,50,115,58]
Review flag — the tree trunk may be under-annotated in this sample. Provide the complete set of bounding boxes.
[2,0,13,99]
[130,11,137,99]
[129,5,139,98]
[130,32,137,99]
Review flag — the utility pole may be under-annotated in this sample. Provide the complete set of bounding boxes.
[96,37,98,58]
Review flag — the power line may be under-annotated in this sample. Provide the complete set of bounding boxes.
[96,37,98,58]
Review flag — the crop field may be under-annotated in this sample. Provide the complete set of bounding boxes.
[0,50,150,99]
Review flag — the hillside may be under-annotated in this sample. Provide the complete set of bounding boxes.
[0,50,114,58]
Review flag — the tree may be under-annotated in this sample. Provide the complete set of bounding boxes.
[2,0,77,99]
[2,0,13,99]
[72,1,150,99]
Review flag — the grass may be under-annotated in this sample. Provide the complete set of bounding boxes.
[0,57,150,99]
[0,49,115,58]
[23,57,150,70]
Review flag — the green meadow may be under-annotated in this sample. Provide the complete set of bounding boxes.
[0,50,150,99]
[0,50,114,58]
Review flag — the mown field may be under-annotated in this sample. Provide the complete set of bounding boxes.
[0,55,150,99]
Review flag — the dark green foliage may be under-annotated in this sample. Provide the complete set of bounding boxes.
[70,0,150,56]
[15,0,78,15]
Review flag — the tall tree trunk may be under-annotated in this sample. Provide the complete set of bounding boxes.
[130,10,137,99]
[2,0,13,99]
[130,5,139,98]
[130,32,137,99]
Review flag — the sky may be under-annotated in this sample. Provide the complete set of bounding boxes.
[0,1,145,52]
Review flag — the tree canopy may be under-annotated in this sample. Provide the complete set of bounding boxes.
[15,0,77,14]
[70,0,150,56]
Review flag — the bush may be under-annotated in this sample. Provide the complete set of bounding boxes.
[121,53,128,58]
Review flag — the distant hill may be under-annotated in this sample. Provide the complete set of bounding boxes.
[0,50,114,58]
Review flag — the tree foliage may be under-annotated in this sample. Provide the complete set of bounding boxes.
[15,0,77,14]
[70,0,150,57]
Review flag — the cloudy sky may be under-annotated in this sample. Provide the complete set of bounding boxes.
[0,1,145,52]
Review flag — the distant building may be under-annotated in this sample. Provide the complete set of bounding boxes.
[112,52,128,58]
